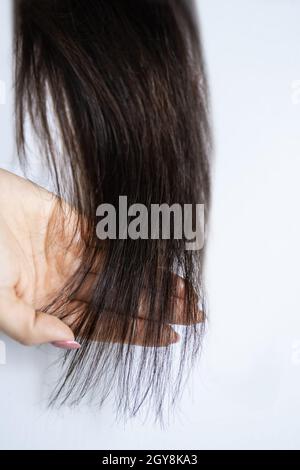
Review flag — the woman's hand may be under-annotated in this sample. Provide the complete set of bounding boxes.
[0,169,202,350]
[0,169,81,348]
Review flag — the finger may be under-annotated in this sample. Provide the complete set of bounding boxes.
[72,272,203,326]
[96,316,180,347]
[62,302,180,347]
[142,272,202,324]
[75,271,197,301]
[0,287,76,346]
[137,291,203,325]
[167,298,204,325]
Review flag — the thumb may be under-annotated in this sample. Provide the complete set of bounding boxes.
[0,287,78,347]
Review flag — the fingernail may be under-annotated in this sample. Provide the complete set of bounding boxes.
[51,340,81,350]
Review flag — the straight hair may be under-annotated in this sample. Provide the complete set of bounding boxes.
[14,0,211,420]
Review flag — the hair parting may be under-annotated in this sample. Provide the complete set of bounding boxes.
[14,0,211,421]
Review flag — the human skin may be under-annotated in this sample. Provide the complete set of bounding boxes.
[0,169,202,349]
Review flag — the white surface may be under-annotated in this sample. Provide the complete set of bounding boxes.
[1,0,300,450]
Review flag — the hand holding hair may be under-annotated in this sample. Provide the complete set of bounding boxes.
[0,169,202,349]
[13,0,210,418]
[0,169,77,348]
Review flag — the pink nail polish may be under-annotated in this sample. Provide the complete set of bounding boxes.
[51,340,81,350]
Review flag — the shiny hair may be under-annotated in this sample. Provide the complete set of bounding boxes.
[14,0,211,420]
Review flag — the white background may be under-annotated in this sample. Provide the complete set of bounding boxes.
[1,0,300,450]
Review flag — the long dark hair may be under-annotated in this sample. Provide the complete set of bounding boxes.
[14,0,211,420]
